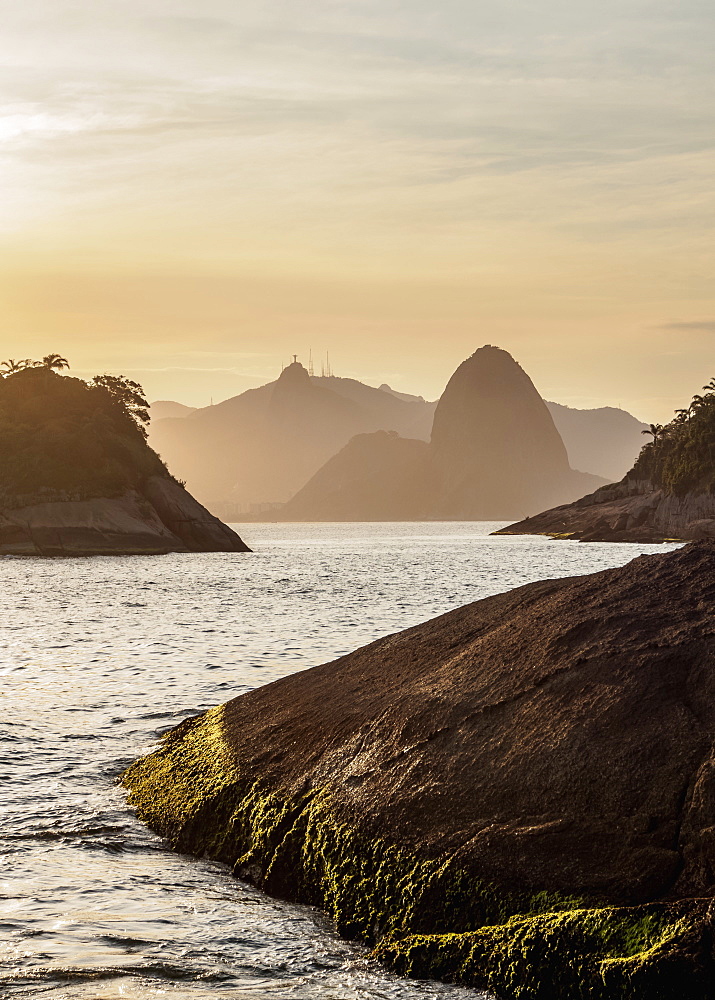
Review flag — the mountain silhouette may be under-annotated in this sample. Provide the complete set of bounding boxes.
[149,351,645,517]
[281,347,605,520]
[148,362,434,512]
[545,401,647,481]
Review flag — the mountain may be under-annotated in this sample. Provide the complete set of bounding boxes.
[147,358,646,516]
[426,346,602,518]
[312,375,435,440]
[497,378,715,542]
[378,383,431,405]
[545,401,647,481]
[281,431,429,521]
[281,347,605,521]
[0,366,249,555]
[124,541,715,999]
[148,362,436,512]
[150,400,197,421]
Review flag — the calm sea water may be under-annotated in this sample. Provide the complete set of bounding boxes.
[1,523,679,999]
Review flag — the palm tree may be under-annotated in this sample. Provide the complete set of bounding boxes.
[703,379,715,392]
[642,423,665,444]
[39,353,69,371]
[0,358,34,374]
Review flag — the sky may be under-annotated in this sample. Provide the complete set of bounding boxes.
[0,0,713,419]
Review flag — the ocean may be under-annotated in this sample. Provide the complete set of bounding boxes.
[1,522,679,998]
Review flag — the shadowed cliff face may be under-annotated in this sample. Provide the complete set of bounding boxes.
[428,346,572,518]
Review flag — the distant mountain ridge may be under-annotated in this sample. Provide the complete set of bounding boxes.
[150,368,645,513]
[281,347,606,521]
[544,401,647,481]
[148,365,436,512]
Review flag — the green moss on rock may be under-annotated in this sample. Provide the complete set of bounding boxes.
[376,906,710,999]
[122,705,715,1000]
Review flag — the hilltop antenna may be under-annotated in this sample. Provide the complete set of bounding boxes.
[321,359,325,377]
[308,348,314,376]
[326,351,332,378]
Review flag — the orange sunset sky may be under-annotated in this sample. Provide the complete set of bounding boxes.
[1,1,713,420]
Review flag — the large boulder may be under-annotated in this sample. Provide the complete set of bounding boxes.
[124,542,715,998]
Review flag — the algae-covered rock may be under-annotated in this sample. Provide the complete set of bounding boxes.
[123,542,715,998]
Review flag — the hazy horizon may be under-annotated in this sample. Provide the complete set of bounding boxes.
[1,2,713,421]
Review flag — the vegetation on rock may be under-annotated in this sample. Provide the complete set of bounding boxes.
[0,357,168,506]
[632,380,715,494]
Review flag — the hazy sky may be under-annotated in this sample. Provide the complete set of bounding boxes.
[1,1,713,418]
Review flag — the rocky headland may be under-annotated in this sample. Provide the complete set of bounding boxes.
[497,381,715,542]
[124,542,715,998]
[0,475,249,555]
[0,364,249,555]
[495,478,715,543]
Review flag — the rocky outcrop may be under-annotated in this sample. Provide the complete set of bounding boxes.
[0,475,250,555]
[496,478,715,542]
[124,543,715,998]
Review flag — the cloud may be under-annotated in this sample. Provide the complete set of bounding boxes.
[657,321,715,333]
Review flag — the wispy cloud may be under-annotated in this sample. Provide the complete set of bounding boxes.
[657,320,715,333]
[1,0,713,420]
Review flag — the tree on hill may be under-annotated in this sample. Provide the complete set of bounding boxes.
[1,355,70,374]
[1,358,35,374]
[40,353,70,371]
[641,423,665,444]
[90,375,150,437]
[0,357,166,504]
[633,381,715,494]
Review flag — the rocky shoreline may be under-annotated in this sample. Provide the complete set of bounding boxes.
[0,476,250,555]
[495,478,715,543]
[123,543,715,999]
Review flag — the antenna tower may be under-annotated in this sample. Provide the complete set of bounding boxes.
[308,349,314,376]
